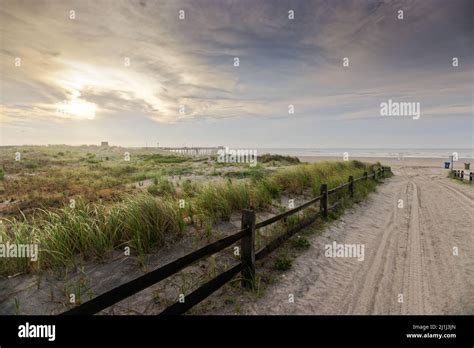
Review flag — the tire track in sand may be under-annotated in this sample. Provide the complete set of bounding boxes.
[230,166,473,315]
[345,180,403,314]
[401,181,425,314]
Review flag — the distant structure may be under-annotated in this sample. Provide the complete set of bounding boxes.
[101,141,109,147]
[159,145,223,156]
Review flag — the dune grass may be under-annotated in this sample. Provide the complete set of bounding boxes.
[258,153,300,165]
[0,195,185,275]
[0,160,386,276]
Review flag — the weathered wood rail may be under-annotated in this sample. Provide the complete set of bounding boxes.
[62,166,391,315]
[452,169,473,183]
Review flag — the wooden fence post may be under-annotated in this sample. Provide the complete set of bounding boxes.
[470,172,473,183]
[364,171,368,181]
[381,167,385,177]
[461,170,464,179]
[241,209,256,288]
[348,176,354,198]
[373,169,377,181]
[320,184,328,219]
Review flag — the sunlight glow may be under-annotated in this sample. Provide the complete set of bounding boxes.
[56,99,97,120]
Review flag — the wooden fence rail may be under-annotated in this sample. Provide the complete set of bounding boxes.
[452,169,473,183]
[62,166,391,315]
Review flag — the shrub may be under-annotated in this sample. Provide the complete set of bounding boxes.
[110,165,138,177]
[274,255,292,271]
[147,178,175,196]
[147,184,160,195]
[182,179,197,196]
[141,154,188,163]
[259,153,300,164]
[24,162,38,170]
[291,235,311,249]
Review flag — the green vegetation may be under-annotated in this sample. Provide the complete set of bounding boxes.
[223,165,268,181]
[259,153,300,165]
[181,179,197,196]
[448,170,471,185]
[274,254,293,271]
[140,153,189,163]
[291,235,311,249]
[0,195,184,275]
[284,214,301,228]
[0,145,387,276]
[147,178,176,196]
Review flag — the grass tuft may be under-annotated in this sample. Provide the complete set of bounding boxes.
[0,160,387,276]
[274,254,292,271]
[0,195,184,275]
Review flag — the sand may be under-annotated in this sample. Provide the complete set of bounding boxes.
[1,156,472,315]
[240,157,474,314]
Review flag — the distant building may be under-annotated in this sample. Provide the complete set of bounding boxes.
[101,141,109,147]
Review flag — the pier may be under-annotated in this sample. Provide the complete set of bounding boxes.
[159,146,224,156]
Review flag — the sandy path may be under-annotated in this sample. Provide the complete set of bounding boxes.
[241,165,474,314]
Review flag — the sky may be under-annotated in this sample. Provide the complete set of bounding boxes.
[0,0,473,148]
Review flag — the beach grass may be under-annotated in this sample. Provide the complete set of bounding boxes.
[0,156,385,276]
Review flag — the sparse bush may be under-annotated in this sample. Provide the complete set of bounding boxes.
[248,165,266,182]
[285,214,300,228]
[147,178,175,196]
[259,153,300,164]
[274,255,292,271]
[147,184,159,195]
[223,165,267,182]
[159,178,175,195]
[182,179,197,196]
[110,165,138,177]
[24,162,38,170]
[141,154,188,163]
[291,235,310,249]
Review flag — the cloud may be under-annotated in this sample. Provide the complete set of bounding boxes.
[0,0,472,146]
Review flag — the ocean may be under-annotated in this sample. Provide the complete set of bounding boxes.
[256,148,474,159]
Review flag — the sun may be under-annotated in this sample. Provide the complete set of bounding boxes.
[56,99,97,120]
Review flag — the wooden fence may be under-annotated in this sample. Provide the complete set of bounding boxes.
[452,169,473,183]
[62,166,391,315]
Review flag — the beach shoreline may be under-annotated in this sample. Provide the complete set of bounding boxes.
[298,156,472,171]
